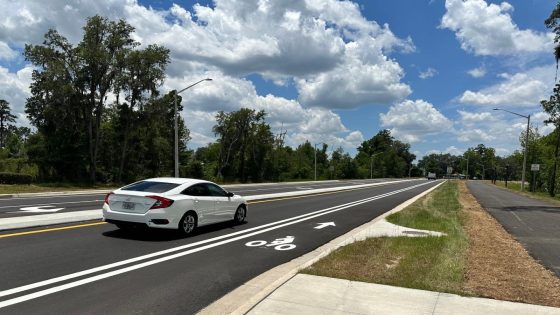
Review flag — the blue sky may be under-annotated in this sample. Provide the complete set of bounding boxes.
[0,0,557,159]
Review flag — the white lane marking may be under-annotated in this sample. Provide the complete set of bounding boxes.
[18,206,64,213]
[246,236,296,251]
[0,200,102,210]
[0,181,435,307]
[232,183,356,193]
[314,222,335,229]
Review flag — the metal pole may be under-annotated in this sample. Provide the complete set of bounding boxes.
[370,155,373,179]
[521,115,530,191]
[172,78,212,178]
[314,143,317,181]
[174,93,179,177]
[467,156,469,180]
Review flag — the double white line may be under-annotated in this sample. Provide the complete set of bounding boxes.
[0,181,435,309]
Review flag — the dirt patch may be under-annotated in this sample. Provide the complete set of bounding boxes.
[460,181,560,307]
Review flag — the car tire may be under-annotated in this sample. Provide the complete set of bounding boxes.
[179,212,197,236]
[233,205,246,224]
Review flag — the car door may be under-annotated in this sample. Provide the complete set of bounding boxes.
[181,184,216,225]
[205,183,235,222]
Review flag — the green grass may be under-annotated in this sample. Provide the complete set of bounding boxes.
[0,183,117,194]
[302,181,469,295]
[492,180,560,206]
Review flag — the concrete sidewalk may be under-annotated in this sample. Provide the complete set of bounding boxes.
[248,274,560,315]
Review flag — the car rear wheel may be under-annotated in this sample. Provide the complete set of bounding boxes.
[179,212,197,235]
[233,206,246,224]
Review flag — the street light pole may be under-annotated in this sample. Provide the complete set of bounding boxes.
[370,152,384,179]
[173,78,212,178]
[493,108,530,191]
[460,156,469,180]
[314,143,317,181]
[476,163,485,180]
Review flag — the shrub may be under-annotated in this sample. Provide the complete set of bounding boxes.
[0,172,33,185]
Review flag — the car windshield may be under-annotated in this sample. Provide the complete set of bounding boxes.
[121,181,179,193]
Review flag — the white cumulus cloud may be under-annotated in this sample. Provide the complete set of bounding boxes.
[467,66,486,78]
[458,65,555,107]
[441,0,553,56]
[380,99,453,144]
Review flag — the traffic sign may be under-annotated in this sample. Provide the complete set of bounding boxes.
[531,164,540,171]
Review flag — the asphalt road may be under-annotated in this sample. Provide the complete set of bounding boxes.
[0,179,401,219]
[0,179,440,314]
[468,181,560,277]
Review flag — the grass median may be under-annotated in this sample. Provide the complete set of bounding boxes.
[302,181,468,295]
[0,183,116,194]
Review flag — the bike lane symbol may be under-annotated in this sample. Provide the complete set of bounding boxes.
[245,236,296,251]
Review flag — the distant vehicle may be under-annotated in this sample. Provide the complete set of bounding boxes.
[427,172,436,180]
[102,178,247,235]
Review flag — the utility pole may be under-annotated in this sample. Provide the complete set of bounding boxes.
[493,108,530,191]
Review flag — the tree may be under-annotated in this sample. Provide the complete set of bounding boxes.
[541,85,560,195]
[545,3,560,78]
[356,130,415,178]
[24,16,170,183]
[213,108,274,182]
[0,100,17,148]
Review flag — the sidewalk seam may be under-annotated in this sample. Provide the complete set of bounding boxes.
[431,292,441,315]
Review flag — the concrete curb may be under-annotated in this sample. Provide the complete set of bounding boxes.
[198,180,446,315]
[0,190,111,199]
[0,179,422,231]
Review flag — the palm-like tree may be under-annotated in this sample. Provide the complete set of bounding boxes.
[0,100,17,148]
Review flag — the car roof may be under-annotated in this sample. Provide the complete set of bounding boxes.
[143,177,211,186]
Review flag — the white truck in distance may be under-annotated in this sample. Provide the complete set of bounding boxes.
[427,172,436,180]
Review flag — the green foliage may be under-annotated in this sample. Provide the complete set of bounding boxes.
[355,129,415,178]
[0,172,33,185]
[0,100,17,148]
[22,15,175,183]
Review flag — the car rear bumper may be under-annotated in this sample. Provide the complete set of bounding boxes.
[102,204,180,230]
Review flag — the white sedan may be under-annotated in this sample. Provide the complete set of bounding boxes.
[102,178,247,235]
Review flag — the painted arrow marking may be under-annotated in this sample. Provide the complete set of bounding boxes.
[19,206,65,213]
[314,222,336,229]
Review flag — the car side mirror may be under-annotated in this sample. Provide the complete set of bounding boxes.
[226,192,234,197]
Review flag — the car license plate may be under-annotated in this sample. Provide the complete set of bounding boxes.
[122,201,135,210]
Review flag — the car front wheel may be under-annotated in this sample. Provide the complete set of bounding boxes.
[179,212,197,235]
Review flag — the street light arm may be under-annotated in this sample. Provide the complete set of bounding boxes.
[177,78,213,94]
[493,108,528,119]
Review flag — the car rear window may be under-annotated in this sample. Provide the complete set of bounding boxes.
[121,181,179,193]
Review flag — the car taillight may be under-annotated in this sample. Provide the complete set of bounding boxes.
[147,196,174,209]
[104,192,114,205]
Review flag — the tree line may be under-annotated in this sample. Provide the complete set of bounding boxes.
[0,15,418,184]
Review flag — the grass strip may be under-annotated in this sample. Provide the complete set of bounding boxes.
[491,180,560,206]
[302,181,468,295]
[0,184,116,195]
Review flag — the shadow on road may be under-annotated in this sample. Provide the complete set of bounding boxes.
[101,220,249,242]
